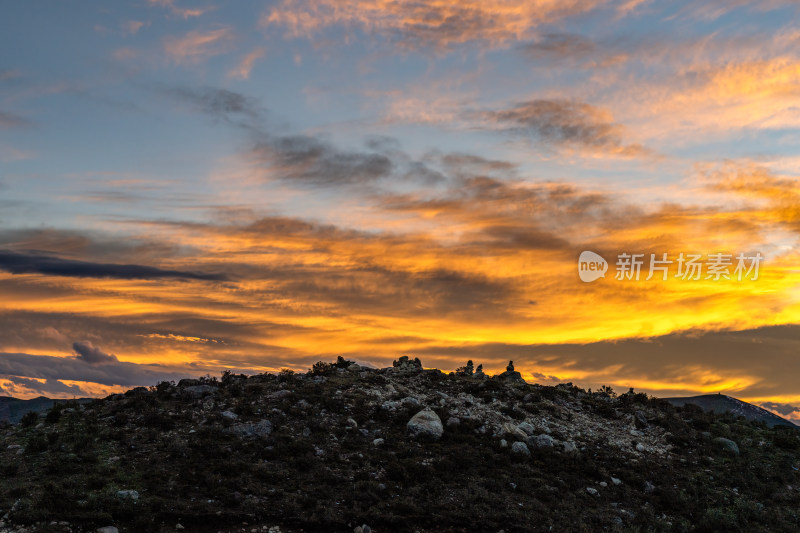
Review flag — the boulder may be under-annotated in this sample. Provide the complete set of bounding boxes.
[511,441,530,456]
[714,437,740,455]
[529,434,555,448]
[517,421,536,436]
[407,408,444,440]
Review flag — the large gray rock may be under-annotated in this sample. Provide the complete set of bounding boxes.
[714,437,740,455]
[407,408,443,440]
[511,441,531,456]
[529,434,555,448]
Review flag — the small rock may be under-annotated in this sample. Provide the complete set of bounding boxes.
[644,481,656,493]
[221,410,238,421]
[611,477,622,486]
[562,441,578,453]
[176,524,185,530]
[635,443,646,452]
[634,410,648,429]
[586,487,598,496]
[97,527,119,533]
[372,438,385,447]
[446,416,461,427]
[116,489,139,501]
[511,441,530,456]
[500,439,508,448]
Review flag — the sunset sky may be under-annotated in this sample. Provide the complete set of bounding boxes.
[1,1,800,421]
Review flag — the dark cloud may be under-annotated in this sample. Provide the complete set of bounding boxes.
[167,86,447,188]
[412,324,800,398]
[73,341,118,364]
[0,351,189,388]
[479,99,652,158]
[0,110,31,129]
[167,86,264,130]
[2,375,86,396]
[0,250,228,281]
[760,402,800,417]
[249,135,395,187]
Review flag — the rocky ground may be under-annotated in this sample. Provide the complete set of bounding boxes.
[1,356,799,532]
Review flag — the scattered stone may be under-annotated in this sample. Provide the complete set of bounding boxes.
[500,439,508,448]
[183,385,217,398]
[446,416,461,427]
[634,411,648,429]
[517,421,536,436]
[96,527,119,533]
[228,420,273,438]
[372,438,384,447]
[392,356,423,374]
[586,487,598,496]
[644,481,656,493]
[221,410,239,421]
[611,477,622,486]
[511,441,531,456]
[407,408,443,440]
[563,441,578,453]
[635,443,646,452]
[529,434,555,448]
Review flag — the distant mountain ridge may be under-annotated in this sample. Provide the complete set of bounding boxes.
[663,394,798,428]
[0,396,92,424]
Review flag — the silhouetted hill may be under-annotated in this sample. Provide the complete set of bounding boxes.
[0,357,799,532]
[663,394,798,429]
[0,396,92,425]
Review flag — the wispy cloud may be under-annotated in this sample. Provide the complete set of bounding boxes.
[0,110,31,129]
[228,47,265,80]
[164,27,234,65]
[263,0,609,51]
[148,0,213,19]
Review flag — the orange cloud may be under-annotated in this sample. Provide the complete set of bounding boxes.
[228,47,265,80]
[164,27,234,65]
[263,0,608,50]
[148,0,213,19]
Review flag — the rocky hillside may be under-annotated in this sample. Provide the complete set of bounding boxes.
[1,357,800,533]
[664,395,797,429]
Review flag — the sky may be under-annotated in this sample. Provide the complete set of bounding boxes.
[1,1,800,421]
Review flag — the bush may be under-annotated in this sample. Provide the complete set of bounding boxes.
[19,411,38,427]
